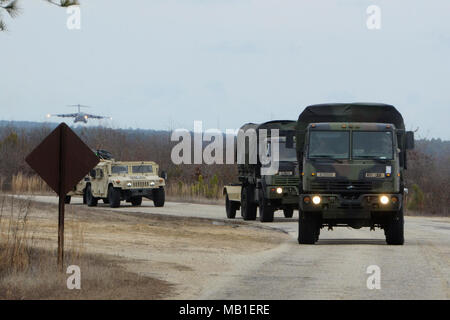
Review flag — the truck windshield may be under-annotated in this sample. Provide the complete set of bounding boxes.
[309,131,349,159]
[111,165,128,174]
[352,131,393,160]
[265,137,297,162]
[132,165,153,173]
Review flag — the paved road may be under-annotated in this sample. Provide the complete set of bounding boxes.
[20,195,450,299]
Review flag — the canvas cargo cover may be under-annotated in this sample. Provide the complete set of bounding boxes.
[295,103,405,153]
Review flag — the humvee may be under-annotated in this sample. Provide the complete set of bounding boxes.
[295,103,414,245]
[223,120,299,222]
[85,160,166,208]
[66,149,113,204]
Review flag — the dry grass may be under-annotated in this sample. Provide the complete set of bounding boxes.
[0,195,172,299]
[11,173,51,194]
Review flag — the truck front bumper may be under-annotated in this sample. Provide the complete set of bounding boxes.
[265,185,299,205]
[299,193,402,219]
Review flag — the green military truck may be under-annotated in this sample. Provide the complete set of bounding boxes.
[295,103,414,245]
[223,120,300,222]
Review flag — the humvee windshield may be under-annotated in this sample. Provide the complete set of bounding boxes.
[111,165,129,174]
[309,131,349,159]
[132,165,153,173]
[352,131,393,160]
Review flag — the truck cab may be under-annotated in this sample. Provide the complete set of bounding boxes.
[296,103,414,244]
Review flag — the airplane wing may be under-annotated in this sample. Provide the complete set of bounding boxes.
[49,113,78,118]
[85,113,111,119]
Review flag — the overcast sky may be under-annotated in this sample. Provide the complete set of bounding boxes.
[1,0,449,139]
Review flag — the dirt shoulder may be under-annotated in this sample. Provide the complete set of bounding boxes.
[0,196,288,299]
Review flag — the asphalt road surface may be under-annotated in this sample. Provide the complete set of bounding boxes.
[19,195,450,299]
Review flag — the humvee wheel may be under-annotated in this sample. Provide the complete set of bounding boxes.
[283,207,294,218]
[153,187,165,207]
[64,196,71,204]
[82,190,87,204]
[298,210,317,244]
[385,208,404,245]
[131,197,142,206]
[86,185,98,207]
[225,194,237,219]
[108,185,121,208]
[241,185,257,221]
[259,189,274,222]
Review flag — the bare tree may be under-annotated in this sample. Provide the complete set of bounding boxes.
[0,0,79,31]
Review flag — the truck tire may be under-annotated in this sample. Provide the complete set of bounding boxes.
[108,185,121,208]
[64,196,71,204]
[82,189,87,204]
[259,189,274,222]
[241,185,257,221]
[385,208,404,245]
[283,207,294,218]
[131,196,142,206]
[225,194,237,219]
[86,185,98,207]
[153,187,165,207]
[298,210,317,244]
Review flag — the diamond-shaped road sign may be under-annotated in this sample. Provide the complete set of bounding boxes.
[25,122,99,195]
[25,122,99,270]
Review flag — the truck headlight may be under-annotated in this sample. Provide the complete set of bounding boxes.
[276,187,283,194]
[127,182,132,187]
[150,182,155,186]
[380,195,389,205]
[312,196,321,205]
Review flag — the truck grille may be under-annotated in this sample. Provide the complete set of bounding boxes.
[273,176,300,185]
[132,181,151,188]
[310,180,374,192]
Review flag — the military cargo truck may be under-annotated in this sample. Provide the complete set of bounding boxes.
[85,160,166,208]
[295,103,414,245]
[223,120,299,222]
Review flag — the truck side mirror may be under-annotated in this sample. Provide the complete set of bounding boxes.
[406,131,415,150]
[90,169,96,179]
[160,170,168,181]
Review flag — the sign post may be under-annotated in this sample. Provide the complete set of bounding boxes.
[25,123,99,271]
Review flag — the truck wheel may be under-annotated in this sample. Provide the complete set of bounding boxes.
[225,194,237,219]
[64,196,71,204]
[385,208,404,245]
[241,185,257,221]
[259,189,274,222]
[82,190,87,204]
[86,185,98,207]
[298,210,317,244]
[283,207,294,218]
[131,196,142,206]
[153,187,165,207]
[108,185,121,208]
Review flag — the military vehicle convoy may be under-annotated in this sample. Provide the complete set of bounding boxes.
[67,150,166,208]
[295,103,414,245]
[223,120,299,222]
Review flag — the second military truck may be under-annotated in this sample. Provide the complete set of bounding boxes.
[85,160,166,208]
[223,120,299,222]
